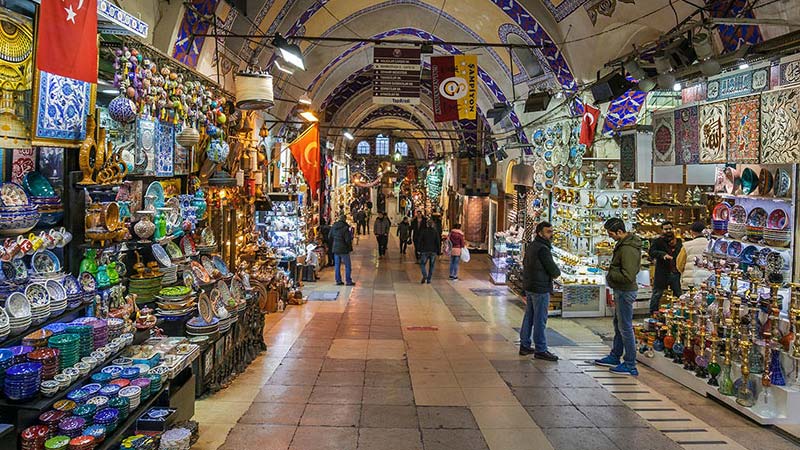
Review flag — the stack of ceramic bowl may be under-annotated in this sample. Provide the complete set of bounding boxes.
[61,274,83,311]
[67,435,96,450]
[27,347,60,380]
[45,279,68,317]
[121,367,140,381]
[131,377,152,400]
[727,222,746,240]
[39,410,67,435]
[0,308,9,341]
[765,228,791,247]
[43,322,68,336]
[72,317,108,350]
[29,298,51,325]
[20,425,50,450]
[8,345,33,364]
[6,292,32,335]
[72,403,97,423]
[0,182,40,236]
[23,172,63,227]
[65,324,93,358]
[128,275,164,303]
[161,266,178,285]
[185,316,219,338]
[44,436,71,450]
[56,416,86,438]
[94,407,120,432]
[48,333,80,370]
[4,362,42,400]
[83,424,107,444]
[711,219,728,236]
[106,318,125,340]
[119,385,142,409]
[23,329,54,348]
[746,225,764,242]
[108,396,129,420]
[0,349,13,387]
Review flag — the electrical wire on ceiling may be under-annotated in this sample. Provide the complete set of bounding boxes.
[431,0,447,36]
[321,3,364,39]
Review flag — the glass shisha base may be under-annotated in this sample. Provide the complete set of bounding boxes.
[751,387,777,418]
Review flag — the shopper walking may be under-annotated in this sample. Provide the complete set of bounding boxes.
[374,212,391,257]
[648,221,684,313]
[447,224,465,280]
[354,208,367,236]
[397,217,412,255]
[595,218,642,376]
[416,219,440,284]
[410,210,425,261]
[328,214,355,286]
[318,219,333,267]
[519,221,560,361]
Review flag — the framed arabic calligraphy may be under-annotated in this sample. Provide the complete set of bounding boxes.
[652,111,675,166]
[761,86,800,164]
[699,101,727,164]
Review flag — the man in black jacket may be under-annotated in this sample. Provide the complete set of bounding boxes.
[648,221,682,314]
[410,210,425,261]
[416,218,441,284]
[328,215,355,286]
[519,221,560,361]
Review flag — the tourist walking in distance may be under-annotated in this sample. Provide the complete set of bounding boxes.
[397,217,412,256]
[374,211,391,257]
[447,224,465,280]
[416,219,440,284]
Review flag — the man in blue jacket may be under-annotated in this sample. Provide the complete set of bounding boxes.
[519,221,560,361]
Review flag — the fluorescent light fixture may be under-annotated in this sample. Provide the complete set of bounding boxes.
[274,61,294,75]
[272,33,305,71]
[673,82,682,92]
[739,61,750,70]
[485,155,492,166]
[100,88,120,95]
[343,130,354,140]
[298,93,312,105]
[299,110,319,122]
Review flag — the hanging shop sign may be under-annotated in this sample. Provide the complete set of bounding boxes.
[97,0,150,39]
[372,46,421,105]
[706,63,769,102]
[431,55,478,122]
[777,53,800,87]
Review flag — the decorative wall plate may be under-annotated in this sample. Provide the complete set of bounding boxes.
[151,244,171,267]
[165,240,183,260]
[730,205,747,224]
[145,182,165,209]
[747,207,767,227]
[774,168,791,197]
[768,209,788,230]
[190,261,211,283]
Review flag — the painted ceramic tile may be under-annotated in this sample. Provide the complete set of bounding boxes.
[652,111,675,166]
[135,118,156,175]
[761,86,800,164]
[11,148,35,184]
[726,95,760,163]
[155,121,174,177]
[699,101,727,163]
[34,71,92,142]
[674,105,700,165]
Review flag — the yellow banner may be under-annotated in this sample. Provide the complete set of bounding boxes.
[454,54,478,120]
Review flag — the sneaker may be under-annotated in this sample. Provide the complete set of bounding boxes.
[534,351,559,361]
[519,347,535,356]
[594,355,620,367]
[609,363,639,376]
[426,280,431,284]
[421,278,426,284]
[346,282,356,286]
[336,282,344,286]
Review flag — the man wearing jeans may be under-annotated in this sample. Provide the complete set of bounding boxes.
[328,214,355,286]
[519,222,560,361]
[648,221,683,314]
[416,218,440,284]
[596,218,642,376]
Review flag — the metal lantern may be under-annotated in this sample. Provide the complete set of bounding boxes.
[234,72,274,110]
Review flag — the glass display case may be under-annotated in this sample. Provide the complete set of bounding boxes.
[490,234,521,285]
[255,201,306,256]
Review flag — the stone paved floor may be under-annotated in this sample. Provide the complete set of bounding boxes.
[192,232,800,450]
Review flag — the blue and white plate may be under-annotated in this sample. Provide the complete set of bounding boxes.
[24,283,49,306]
[151,244,171,268]
[32,250,60,273]
[62,274,82,296]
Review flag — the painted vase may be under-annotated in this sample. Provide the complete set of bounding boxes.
[134,211,156,241]
[191,190,207,219]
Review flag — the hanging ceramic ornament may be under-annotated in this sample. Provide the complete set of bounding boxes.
[176,126,200,148]
[108,96,138,124]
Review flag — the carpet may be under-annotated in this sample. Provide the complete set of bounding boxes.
[307,291,340,301]
[513,327,577,347]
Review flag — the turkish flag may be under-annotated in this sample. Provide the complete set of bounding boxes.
[580,104,601,146]
[36,0,98,83]
[288,124,321,198]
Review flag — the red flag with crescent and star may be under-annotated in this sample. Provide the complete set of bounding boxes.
[288,124,321,197]
[580,104,601,147]
[36,0,98,83]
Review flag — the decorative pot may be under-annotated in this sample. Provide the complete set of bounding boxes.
[108,96,138,124]
[176,127,200,148]
[133,211,156,241]
[191,191,207,219]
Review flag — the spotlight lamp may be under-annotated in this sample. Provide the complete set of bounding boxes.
[299,110,319,122]
[343,130,354,140]
[298,93,312,105]
[274,61,294,75]
[272,33,306,71]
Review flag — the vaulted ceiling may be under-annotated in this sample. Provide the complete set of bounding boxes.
[155,0,800,159]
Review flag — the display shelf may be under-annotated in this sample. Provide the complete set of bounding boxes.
[637,351,800,425]
[555,185,638,193]
[0,303,87,348]
[708,236,792,255]
[95,385,168,450]
[717,193,792,204]
[552,202,640,211]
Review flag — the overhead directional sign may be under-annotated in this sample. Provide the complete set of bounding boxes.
[97,0,149,39]
[372,46,421,105]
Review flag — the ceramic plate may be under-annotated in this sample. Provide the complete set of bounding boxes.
[759,168,774,196]
[165,240,183,259]
[768,209,789,230]
[741,168,759,195]
[757,248,772,266]
[201,228,216,246]
[712,203,730,221]
[6,292,30,318]
[25,283,50,306]
[183,271,196,289]
[730,205,747,224]
[145,182,165,208]
[212,256,230,276]
[230,277,244,300]
[727,241,743,258]
[191,261,211,283]
[180,236,196,256]
[217,280,232,302]
[201,256,217,276]
[596,194,609,208]
[11,259,26,281]
[533,129,545,145]
[713,239,729,255]
[198,292,212,323]
[23,172,56,197]
[747,207,767,227]
[79,272,96,292]
[32,250,60,273]
[774,168,791,198]
[741,245,758,264]
[0,182,29,206]
[723,167,738,194]
[151,244,172,267]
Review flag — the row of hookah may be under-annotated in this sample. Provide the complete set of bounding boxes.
[637,264,800,415]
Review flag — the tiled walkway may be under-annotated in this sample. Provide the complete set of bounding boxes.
[192,233,800,450]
